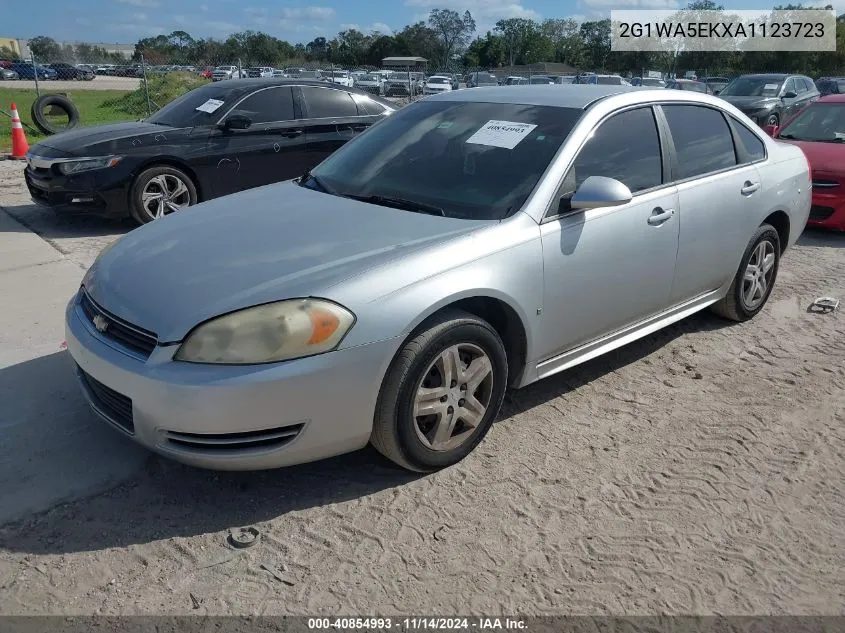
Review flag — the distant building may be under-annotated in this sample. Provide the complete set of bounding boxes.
[0,38,133,60]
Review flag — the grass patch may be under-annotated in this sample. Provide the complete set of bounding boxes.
[103,72,209,116]
[0,88,134,152]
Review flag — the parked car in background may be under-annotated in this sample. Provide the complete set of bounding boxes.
[423,75,454,95]
[45,63,94,80]
[10,63,57,80]
[245,67,274,78]
[666,79,708,93]
[503,76,527,85]
[77,64,97,75]
[212,65,240,81]
[354,72,385,95]
[199,67,213,79]
[0,68,18,80]
[297,69,322,80]
[815,77,845,96]
[384,72,422,96]
[553,76,576,84]
[64,85,810,473]
[24,79,397,225]
[326,69,354,88]
[576,74,630,85]
[765,94,845,231]
[631,77,666,88]
[467,71,499,88]
[702,76,730,94]
[717,73,819,127]
[96,64,115,75]
[529,75,555,85]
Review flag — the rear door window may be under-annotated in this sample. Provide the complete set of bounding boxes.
[231,87,295,123]
[301,86,359,118]
[662,105,737,180]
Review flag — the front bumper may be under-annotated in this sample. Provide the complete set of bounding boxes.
[24,164,130,218]
[808,190,845,231]
[65,293,397,470]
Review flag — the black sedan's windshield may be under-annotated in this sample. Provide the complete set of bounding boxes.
[720,76,783,97]
[305,100,583,220]
[779,103,845,142]
[147,84,250,127]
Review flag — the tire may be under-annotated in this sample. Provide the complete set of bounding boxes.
[711,223,781,322]
[31,94,80,135]
[371,309,508,472]
[128,165,197,225]
[765,112,780,127]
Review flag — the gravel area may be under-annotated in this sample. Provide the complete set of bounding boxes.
[0,159,843,616]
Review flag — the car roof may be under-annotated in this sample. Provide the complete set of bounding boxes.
[817,94,845,103]
[428,84,640,109]
[738,73,789,80]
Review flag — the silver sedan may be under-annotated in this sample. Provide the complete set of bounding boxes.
[66,85,811,472]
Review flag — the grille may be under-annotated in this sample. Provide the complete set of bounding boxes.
[77,366,134,434]
[79,290,157,359]
[163,424,304,453]
[809,205,836,221]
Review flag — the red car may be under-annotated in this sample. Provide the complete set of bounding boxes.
[199,67,213,79]
[765,94,845,231]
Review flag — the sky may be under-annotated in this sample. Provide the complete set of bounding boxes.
[3,0,829,45]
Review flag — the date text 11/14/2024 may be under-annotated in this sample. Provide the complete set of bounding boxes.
[307,617,528,630]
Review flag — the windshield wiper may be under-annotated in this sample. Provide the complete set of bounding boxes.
[343,194,446,217]
[778,133,798,139]
[299,170,334,194]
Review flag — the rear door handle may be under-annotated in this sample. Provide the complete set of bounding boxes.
[647,208,675,225]
[741,181,760,195]
[281,129,303,138]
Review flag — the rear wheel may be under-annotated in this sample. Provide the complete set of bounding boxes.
[129,165,197,225]
[711,223,780,322]
[371,310,508,472]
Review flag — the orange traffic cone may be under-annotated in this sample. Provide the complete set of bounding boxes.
[9,102,29,160]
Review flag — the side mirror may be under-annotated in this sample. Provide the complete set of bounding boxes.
[221,114,251,130]
[782,91,798,99]
[567,176,633,211]
[763,124,779,138]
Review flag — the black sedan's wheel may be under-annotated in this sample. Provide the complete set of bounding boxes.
[765,113,779,127]
[129,165,197,225]
[371,309,508,472]
[711,223,780,322]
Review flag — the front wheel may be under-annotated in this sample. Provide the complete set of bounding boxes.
[129,165,197,225]
[711,223,781,322]
[371,310,508,472]
[765,112,780,127]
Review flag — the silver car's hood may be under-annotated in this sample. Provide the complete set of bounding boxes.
[83,182,481,342]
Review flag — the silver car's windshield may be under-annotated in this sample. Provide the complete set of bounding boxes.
[720,76,783,97]
[305,100,583,220]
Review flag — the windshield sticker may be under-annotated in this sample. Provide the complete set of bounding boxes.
[466,120,538,149]
[764,84,779,91]
[836,132,845,140]
[196,98,225,113]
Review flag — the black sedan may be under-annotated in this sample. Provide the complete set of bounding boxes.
[46,63,95,80]
[717,73,819,127]
[24,79,397,224]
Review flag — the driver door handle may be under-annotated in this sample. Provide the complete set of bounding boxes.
[647,207,675,225]
[741,181,761,195]
[281,129,303,138]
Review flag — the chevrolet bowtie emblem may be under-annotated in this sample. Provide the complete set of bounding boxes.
[92,314,109,333]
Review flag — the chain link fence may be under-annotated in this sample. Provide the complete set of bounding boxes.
[0,53,429,149]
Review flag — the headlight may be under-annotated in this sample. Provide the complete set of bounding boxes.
[58,156,122,175]
[175,299,355,364]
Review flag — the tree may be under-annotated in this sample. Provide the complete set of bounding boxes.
[428,9,476,68]
[494,18,534,66]
[0,45,19,60]
[28,35,61,61]
[579,20,611,70]
[394,22,441,61]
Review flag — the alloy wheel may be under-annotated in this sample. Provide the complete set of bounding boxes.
[741,239,776,310]
[141,174,192,219]
[412,343,494,452]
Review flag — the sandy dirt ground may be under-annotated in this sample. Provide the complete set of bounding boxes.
[6,76,142,92]
[0,160,843,616]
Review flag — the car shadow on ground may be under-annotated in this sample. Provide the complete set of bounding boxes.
[798,227,845,248]
[0,311,735,555]
[0,203,133,241]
